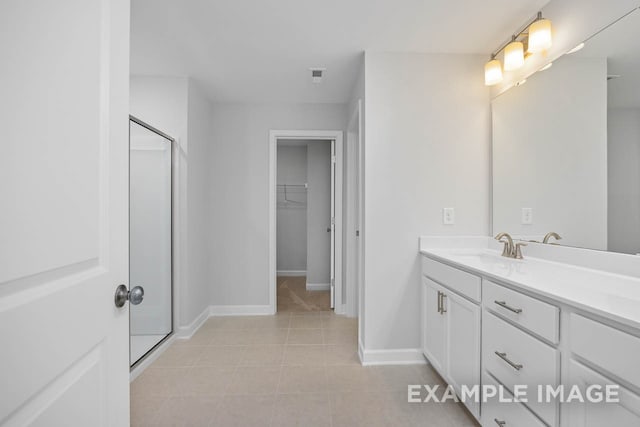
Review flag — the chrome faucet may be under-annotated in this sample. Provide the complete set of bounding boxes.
[495,232,514,257]
[543,232,562,244]
[495,232,527,259]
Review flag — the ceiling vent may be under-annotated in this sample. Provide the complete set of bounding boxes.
[310,68,326,84]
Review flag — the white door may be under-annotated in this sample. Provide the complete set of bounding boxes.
[422,278,446,375]
[330,140,336,309]
[445,290,481,419]
[0,1,130,426]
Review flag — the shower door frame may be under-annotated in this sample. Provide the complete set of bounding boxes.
[128,115,175,369]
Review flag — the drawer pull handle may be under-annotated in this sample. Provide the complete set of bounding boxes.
[494,300,522,314]
[441,293,447,314]
[495,351,523,371]
[494,419,506,427]
[437,291,442,313]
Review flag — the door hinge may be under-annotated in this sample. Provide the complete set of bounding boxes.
[356,230,360,237]
[332,155,336,164]
[331,217,335,225]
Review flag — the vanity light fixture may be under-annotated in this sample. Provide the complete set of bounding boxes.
[528,12,553,53]
[566,42,585,54]
[484,11,553,86]
[484,56,504,85]
[504,37,525,71]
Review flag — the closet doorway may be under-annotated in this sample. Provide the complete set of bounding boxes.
[129,117,174,366]
[269,131,344,314]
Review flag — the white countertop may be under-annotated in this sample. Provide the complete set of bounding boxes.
[419,240,640,330]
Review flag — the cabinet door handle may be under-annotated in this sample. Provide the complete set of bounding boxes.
[494,300,522,314]
[494,419,506,426]
[437,291,442,313]
[494,351,523,371]
[441,293,447,314]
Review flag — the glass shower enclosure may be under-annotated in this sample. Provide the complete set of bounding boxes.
[129,116,173,366]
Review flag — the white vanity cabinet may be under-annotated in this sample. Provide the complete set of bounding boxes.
[420,251,640,427]
[421,260,481,418]
[482,284,560,426]
[565,314,640,426]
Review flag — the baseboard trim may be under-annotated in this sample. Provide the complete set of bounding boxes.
[306,282,331,291]
[277,270,307,277]
[359,347,428,366]
[176,306,210,339]
[209,305,274,316]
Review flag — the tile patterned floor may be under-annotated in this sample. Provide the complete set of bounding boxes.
[131,312,479,427]
[276,276,331,312]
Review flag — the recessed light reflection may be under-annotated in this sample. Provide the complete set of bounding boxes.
[566,43,585,54]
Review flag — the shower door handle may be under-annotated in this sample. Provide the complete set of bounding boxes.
[114,284,145,308]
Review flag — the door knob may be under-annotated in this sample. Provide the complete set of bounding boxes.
[114,284,145,308]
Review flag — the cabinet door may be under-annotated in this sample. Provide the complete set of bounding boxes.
[423,277,446,375]
[445,290,481,418]
[566,359,640,426]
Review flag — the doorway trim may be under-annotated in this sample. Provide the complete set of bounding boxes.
[346,100,362,319]
[269,130,344,314]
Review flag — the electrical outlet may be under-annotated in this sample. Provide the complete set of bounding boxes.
[521,208,533,225]
[443,208,455,225]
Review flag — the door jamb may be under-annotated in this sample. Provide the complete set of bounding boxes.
[346,101,362,318]
[269,130,344,314]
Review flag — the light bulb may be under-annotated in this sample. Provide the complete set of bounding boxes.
[504,40,525,71]
[484,58,503,86]
[528,17,552,53]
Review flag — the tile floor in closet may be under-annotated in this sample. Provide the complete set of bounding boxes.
[131,311,478,426]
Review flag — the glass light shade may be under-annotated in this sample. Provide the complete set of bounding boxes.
[528,18,552,53]
[484,59,503,86]
[504,41,525,71]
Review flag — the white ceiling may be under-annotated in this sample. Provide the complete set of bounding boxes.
[130,0,549,104]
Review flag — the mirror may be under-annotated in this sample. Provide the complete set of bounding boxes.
[492,8,640,254]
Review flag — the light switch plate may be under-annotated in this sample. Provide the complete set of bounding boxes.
[521,208,533,225]
[443,208,455,225]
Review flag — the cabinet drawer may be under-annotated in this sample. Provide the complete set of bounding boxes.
[570,313,640,390]
[422,256,481,302]
[484,280,559,343]
[482,373,546,427]
[483,311,558,426]
[566,359,640,426]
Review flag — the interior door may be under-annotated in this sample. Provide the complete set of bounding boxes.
[0,1,130,426]
[330,140,336,309]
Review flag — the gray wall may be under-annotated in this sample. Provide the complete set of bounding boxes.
[608,108,640,254]
[208,103,346,305]
[277,145,307,272]
[363,52,490,350]
[306,142,332,285]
